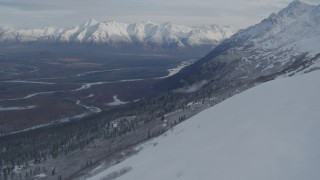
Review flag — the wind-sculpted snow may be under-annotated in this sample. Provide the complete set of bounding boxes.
[0,19,234,49]
[87,70,320,180]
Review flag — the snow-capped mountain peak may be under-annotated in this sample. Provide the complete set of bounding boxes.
[169,1,320,96]
[276,0,316,25]
[234,1,319,42]
[284,0,313,13]
[0,20,235,49]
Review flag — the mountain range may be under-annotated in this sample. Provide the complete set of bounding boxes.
[0,19,234,49]
[168,0,320,92]
[1,1,320,179]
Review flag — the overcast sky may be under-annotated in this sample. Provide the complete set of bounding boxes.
[0,0,319,30]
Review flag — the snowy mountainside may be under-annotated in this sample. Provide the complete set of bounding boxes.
[86,69,320,180]
[233,0,320,70]
[168,0,320,91]
[0,19,234,49]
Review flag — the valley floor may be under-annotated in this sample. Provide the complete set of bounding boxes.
[0,50,196,133]
[87,70,320,180]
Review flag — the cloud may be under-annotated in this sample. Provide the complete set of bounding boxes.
[0,0,64,11]
[0,0,318,29]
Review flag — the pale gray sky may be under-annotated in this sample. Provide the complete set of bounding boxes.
[0,0,319,30]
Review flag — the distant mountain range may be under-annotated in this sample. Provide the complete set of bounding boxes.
[0,19,234,49]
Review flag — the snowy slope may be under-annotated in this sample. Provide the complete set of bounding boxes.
[171,1,320,91]
[231,0,320,74]
[0,19,234,48]
[87,70,320,180]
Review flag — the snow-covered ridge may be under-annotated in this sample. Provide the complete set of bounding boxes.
[87,69,320,180]
[0,19,234,48]
[232,0,320,58]
[187,0,320,85]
